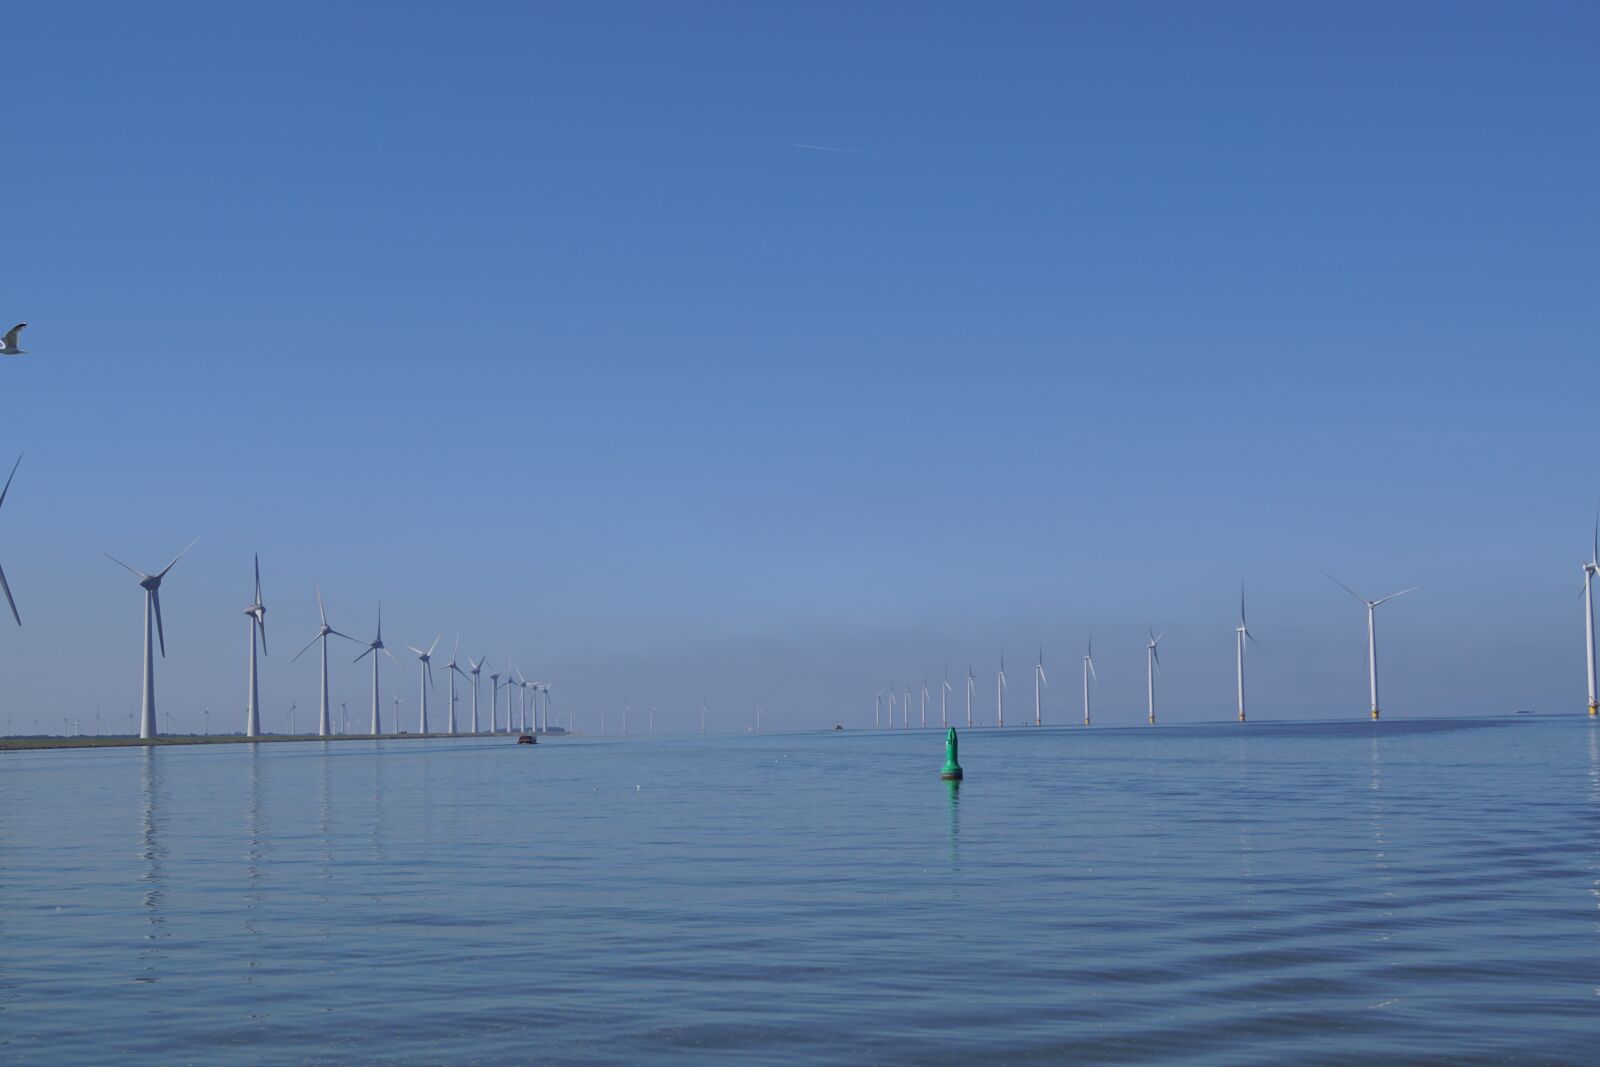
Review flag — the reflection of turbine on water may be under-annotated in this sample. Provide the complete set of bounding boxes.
[137,747,168,983]
[244,747,267,987]
[1368,735,1396,941]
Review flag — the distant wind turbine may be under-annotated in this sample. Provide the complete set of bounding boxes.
[941,668,953,728]
[105,539,197,739]
[904,685,911,730]
[966,663,975,728]
[1082,635,1097,725]
[406,635,440,734]
[243,555,268,738]
[468,656,486,734]
[701,697,707,733]
[442,638,467,735]
[920,680,929,729]
[1146,629,1162,724]
[888,687,897,729]
[996,655,1007,727]
[0,454,23,625]
[488,666,503,733]
[353,603,402,735]
[291,585,359,737]
[1324,572,1417,720]
[874,688,885,729]
[1033,645,1047,727]
[1236,585,1259,722]
[1583,516,1599,716]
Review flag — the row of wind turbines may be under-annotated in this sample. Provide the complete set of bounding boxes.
[34,525,551,740]
[108,547,550,739]
[874,576,1423,728]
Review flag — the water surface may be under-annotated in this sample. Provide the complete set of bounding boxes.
[2,718,1596,1064]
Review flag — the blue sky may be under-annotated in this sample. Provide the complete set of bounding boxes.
[2,2,1597,733]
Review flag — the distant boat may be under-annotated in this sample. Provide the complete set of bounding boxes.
[517,734,537,744]
[1514,709,1535,715]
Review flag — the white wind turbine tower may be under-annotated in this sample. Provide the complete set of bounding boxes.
[242,555,268,738]
[0,454,23,626]
[442,639,467,736]
[996,655,1007,727]
[888,687,897,729]
[1582,518,1599,717]
[1324,572,1418,720]
[874,688,885,729]
[1033,645,1047,727]
[1082,636,1097,725]
[941,669,953,728]
[701,698,707,733]
[467,656,486,734]
[1235,585,1259,723]
[353,604,402,735]
[488,667,503,733]
[903,685,911,730]
[1146,629,1162,725]
[406,635,440,734]
[106,539,198,739]
[292,586,359,737]
[966,663,975,728]
[920,680,929,728]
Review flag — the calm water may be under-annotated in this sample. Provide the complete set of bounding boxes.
[2,718,1597,1065]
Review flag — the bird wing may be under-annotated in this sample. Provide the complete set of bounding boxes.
[2,324,23,348]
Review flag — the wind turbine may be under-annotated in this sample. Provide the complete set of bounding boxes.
[920,680,929,729]
[651,704,657,735]
[468,655,486,733]
[0,453,23,625]
[903,685,911,730]
[1583,517,1599,716]
[1324,572,1418,720]
[353,603,402,735]
[1146,629,1162,724]
[287,699,298,735]
[105,539,198,739]
[243,555,268,738]
[623,701,631,736]
[441,639,467,735]
[888,687,897,729]
[292,585,359,737]
[1235,585,1259,722]
[406,635,440,734]
[1082,636,1097,725]
[966,663,975,728]
[701,698,707,733]
[488,666,503,732]
[1033,645,1047,727]
[874,688,884,729]
[996,655,1007,727]
[392,695,405,729]
[339,701,347,734]
[941,669,953,728]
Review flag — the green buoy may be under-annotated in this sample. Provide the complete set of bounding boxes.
[940,727,963,780]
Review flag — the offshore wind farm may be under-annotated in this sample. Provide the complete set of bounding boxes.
[4,3,1600,1065]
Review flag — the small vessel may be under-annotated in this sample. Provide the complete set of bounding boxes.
[517,734,537,744]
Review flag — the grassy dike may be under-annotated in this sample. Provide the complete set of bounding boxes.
[0,732,551,752]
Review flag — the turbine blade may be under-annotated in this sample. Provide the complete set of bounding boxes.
[152,588,167,658]
[383,647,403,667]
[316,584,329,627]
[406,645,425,657]
[354,646,374,663]
[155,538,199,580]
[104,553,149,580]
[0,453,21,512]
[1040,666,1048,687]
[1247,630,1261,648]
[1087,658,1098,682]
[253,553,262,603]
[256,614,268,656]
[0,561,18,626]
[428,633,441,657]
[291,633,321,663]
[1372,586,1419,607]
[1321,570,1365,603]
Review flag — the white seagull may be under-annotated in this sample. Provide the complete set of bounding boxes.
[1,324,26,356]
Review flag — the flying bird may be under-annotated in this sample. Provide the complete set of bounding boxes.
[1,324,26,356]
